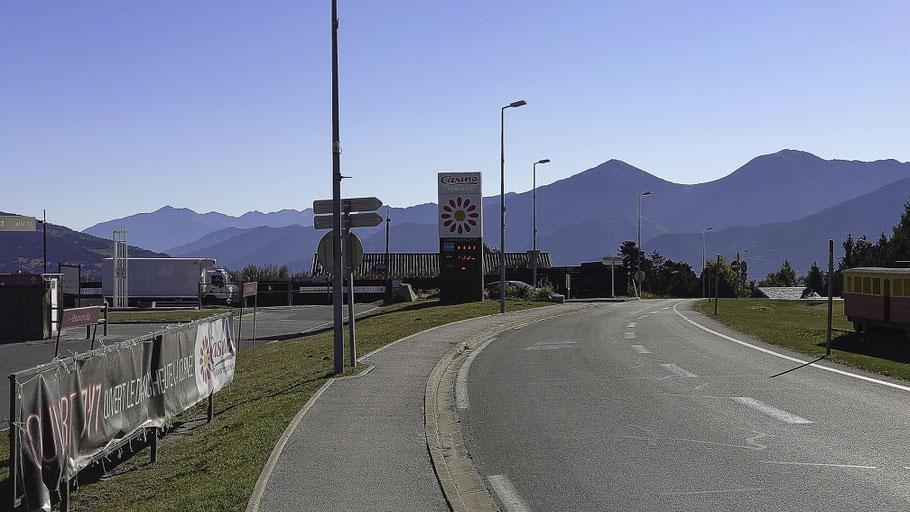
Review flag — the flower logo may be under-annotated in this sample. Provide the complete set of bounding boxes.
[441,197,479,235]
[198,336,213,383]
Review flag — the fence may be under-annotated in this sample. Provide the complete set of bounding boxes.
[8,313,236,511]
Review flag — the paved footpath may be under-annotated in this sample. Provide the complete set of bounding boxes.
[254,304,588,512]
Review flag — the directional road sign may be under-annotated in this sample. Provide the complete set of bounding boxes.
[602,256,623,265]
[317,230,364,274]
[314,212,383,230]
[0,215,36,232]
[313,197,382,215]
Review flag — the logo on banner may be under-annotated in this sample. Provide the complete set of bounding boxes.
[441,197,479,235]
[194,320,235,395]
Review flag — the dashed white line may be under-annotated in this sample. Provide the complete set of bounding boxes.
[659,363,698,378]
[632,345,651,354]
[731,397,812,424]
[455,338,496,409]
[760,460,876,469]
[660,487,767,496]
[522,340,578,351]
[624,331,636,339]
[487,474,532,512]
[626,322,637,328]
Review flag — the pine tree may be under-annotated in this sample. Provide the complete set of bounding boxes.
[776,259,797,287]
[804,261,824,295]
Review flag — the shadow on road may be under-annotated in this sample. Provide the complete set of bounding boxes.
[818,331,910,365]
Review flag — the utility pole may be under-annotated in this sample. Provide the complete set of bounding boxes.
[384,206,391,304]
[330,0,344,374]
[43,209,47,274]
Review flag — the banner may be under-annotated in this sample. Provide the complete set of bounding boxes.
[437,172,482,238]
[12,314,236,511]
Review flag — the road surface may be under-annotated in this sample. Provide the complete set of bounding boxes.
[461,299,910,511]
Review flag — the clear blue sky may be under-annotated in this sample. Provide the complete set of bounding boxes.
[3,1,909,230]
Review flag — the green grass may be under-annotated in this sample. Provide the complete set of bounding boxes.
[108,308,240,323]
[2,298,546,511]
[695,298,910,381]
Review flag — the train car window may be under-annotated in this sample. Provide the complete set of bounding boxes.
[895,278,904,297]
[863,277,871,294]
[905,279,910,296]
[872,278,881,295]
[847,276,854,293]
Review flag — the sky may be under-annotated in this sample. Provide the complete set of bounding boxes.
[3,1,910,231]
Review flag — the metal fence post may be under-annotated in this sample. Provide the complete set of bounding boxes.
[150,427,158,463]
[10,374,21,510]
[207,393,214,423]
[826,239,834,356]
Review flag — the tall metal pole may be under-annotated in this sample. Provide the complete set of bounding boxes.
[330,0,344,374]
[532,161,537,288]
[701,226,712,298]
[384,206,391,304]
[637,195,641,297]
[500,106,506,314]
[714,254,720,315]
[43,209,47,274]
[826,239,834,356]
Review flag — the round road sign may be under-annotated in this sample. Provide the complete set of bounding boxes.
[740,261,748,274]
[316,230,363,275]
[731,261,740,272]
[634,270,646,282]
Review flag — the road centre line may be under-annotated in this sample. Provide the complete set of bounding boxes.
[632,345,651,354]
[660,487,768,496]
[455,338,496,409]
[487,474,532,512]
[731,397,812,424]
[660,363,698,378]
[760,460,876,469]
[624,331,636,339]
[626,322,636,328]
[672,301,910,393]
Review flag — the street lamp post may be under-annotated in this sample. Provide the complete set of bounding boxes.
[702,226,713,298]
[500,99,527,314]
[532,158,550,288]
[637,191,652,297]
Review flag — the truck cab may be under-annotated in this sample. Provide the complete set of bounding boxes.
[203,269,239,305]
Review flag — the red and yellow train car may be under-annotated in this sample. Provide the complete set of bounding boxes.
[842,267,910,333]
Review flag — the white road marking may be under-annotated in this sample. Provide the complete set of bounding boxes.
[624,331,636,339]
[731,397,812,424]
[673,301,910,393]
[660,487,767,496]
[760,460,877,469]
[455,338,496,409]
[662,307,670,310]
[523,340,577,351]
[632,345,651,354]
[691,382,710,391]
[626,322,637,328]
[746,431,770,450]
[487,474,532,512]
[659,363,698,378]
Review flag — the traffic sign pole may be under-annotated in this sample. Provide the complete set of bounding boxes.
[346,223,356,368]
[331,0,344,375]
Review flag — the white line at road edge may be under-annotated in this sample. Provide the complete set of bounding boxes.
[488,474,532,512]
[455,338,497,409]
[731,397,812,424]
[672,301,910,393]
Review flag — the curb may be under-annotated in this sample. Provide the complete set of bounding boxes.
[424,304,598,512]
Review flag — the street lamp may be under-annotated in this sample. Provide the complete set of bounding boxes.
[637,191,652,297]
[500,99,527,314]
[702,226,713,298]
[532,158,550,288]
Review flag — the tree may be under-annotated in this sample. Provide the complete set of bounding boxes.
[777,259,797,286]
[702,256,740,297]
[804,261,824,295]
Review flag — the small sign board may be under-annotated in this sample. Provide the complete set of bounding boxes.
[602,256,623,265]
[60,306,100,329]
[316,230,364,274]
[300,285,385,294]
[0,215,37,232]
[313,197,382,215]
[242,282,258,298]
[634,270,646,282]
[731,261,740,272]
[0,274,42,287]
[740,261,748,273]
[313,212,383,230]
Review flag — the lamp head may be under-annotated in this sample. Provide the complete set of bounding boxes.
[537,159,550,164]
[508,100,527,108]
[640,191,652,197]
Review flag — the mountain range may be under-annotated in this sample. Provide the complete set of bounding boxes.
[72,149,910,279]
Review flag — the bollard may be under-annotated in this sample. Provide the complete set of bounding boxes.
[207,393,214,423]
[150,427,158,463]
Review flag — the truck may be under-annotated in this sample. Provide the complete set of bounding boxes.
[102,257,239,306]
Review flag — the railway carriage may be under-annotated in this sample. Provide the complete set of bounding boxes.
[842,267,910,334]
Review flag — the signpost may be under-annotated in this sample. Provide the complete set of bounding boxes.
[313,196,383,371]
[55,306,101,357]
[602,256,622,297]
[437,172,484,303]
[0,215,36,232]
[239,282,258,347]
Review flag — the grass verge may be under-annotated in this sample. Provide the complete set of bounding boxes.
[2,298,546,511]
[694,298,910,381]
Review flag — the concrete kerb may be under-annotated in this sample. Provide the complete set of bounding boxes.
[424,304,599,512]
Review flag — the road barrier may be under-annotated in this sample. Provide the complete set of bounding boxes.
[8,313,236,511]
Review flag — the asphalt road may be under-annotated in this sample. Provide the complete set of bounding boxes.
[462,299,910,511]
[0,303,376,427]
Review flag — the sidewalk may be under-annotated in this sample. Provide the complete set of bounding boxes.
[252,304,584,511]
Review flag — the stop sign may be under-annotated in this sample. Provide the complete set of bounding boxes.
[731,261,741,272]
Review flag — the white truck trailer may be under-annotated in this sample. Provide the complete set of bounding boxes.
[102,257,239,306]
